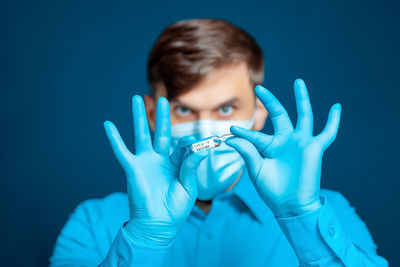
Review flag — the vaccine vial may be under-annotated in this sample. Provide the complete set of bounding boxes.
[186,134,235,154]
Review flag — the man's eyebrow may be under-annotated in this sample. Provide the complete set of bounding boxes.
[171,97,240,110]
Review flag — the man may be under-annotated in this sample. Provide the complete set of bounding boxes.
[50,19,387,266]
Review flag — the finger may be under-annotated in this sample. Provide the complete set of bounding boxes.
[225,137,263,181]
[103,120,132,167]
[153,97,171,155]
[230,125,273,157]
[170,136,196,168]
[132,95,152,153]
[294,79,313,134]
[179,150,209,200]
[315,103,342,150]
[255,85,294,134]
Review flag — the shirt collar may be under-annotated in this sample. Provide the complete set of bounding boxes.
[227,169,272,224]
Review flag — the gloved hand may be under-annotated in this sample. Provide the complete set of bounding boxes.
[226,79,341,217]
[103,95,208,248]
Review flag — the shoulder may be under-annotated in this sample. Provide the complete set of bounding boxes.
[78,192,128,210]
[71,192,129,225]
[51,193,129,263]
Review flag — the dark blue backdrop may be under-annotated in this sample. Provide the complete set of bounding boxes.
[1,1,399,266]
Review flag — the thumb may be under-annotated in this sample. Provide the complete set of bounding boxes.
[170,136,196,168]
[179,150,209,200]
[225,137,263,182]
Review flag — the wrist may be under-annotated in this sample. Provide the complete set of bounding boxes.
[123,220,175,249]
[274,198,322,218]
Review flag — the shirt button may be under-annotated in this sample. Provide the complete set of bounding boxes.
[328,223,336,237]
[206,232,213,239]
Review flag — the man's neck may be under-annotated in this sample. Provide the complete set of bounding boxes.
[194,171,243,214]
[195,199,213,214]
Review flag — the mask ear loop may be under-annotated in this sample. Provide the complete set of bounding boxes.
[247,106,258,129]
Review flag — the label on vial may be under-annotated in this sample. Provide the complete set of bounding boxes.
[190,137,218,153]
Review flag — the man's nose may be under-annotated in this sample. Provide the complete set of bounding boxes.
[198,110,215,121]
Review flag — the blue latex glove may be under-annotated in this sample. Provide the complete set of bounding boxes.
[103,95,208,248]
[226,79,341,217]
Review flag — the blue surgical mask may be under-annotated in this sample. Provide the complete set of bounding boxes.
[170,111,257,200]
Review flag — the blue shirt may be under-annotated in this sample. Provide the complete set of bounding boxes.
[50,171,388,266]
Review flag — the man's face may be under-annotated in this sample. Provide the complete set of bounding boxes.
[145,62,268,132]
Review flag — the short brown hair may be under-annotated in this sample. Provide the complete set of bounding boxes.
[147,19,264,99]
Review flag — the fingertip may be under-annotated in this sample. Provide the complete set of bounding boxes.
[294,78,309,100]
[156,97,170,117]
[103,121,110,134]
[329,104,342,119]
[230,125,239,134]
[225,137,240,148]
[255,85,267,94]
[225,138,233,146]
[132,95,144,105]
[333,103,342,111]
[157,96,169,107]
[177,136,195,147]
[187,135,196,141]
[186,136,196,146]
[231,124,246,133]
[104,120,115,130]
[294,78,305,86]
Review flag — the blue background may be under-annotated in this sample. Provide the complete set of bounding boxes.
[1,1,399,266]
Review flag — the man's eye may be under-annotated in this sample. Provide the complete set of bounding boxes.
[175,106,192,116]
[218,105,234,116]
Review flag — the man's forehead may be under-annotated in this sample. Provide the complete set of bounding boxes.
[172,95,242,110]
[159,62,254,109]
